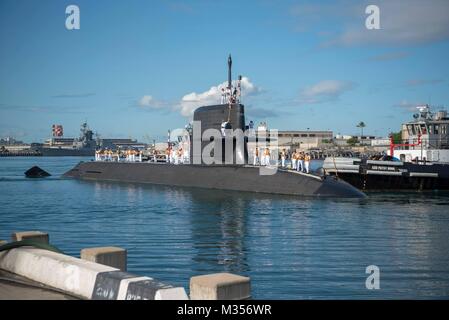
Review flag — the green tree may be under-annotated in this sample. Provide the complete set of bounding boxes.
[347,137,359,146]
[391,131,402,144]
[356,121,366,137]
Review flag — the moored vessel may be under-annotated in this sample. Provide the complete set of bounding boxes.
[29,122,97,156]
[64,56,365,198]
[323,105,449,191]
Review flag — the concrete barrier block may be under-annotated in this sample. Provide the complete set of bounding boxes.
[11,231,49,244]
[0,247,118,299]
[155,287,189,300]
[124,278,175,300]
[0,247,187,300]
[117,276,152,300]
[190,273,251,300]
[81,247,127,271]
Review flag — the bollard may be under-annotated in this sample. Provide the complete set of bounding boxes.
[190,273,251,300]
[81,247,127,271]
[11,231,49,244]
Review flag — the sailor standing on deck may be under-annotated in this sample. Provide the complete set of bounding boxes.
[173,148,178,164]
[304,153,311,173]
[177,148,183,164]
[291,151,297,170]
[253,147,259,166]
[182,147,189,164]
[281,149,286,167]
[165,147,170,163]
[221,121,228,137]
[298,152,304,172]
[221,88,226,104]
[263,148,271,166]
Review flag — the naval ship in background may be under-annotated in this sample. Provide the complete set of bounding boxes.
[29,122,97,156]
[64,55,365,198]
[323,105,449,191]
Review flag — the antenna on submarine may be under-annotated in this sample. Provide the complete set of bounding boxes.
[238,74,242,104]
[226,54,233,122]
[228,54,232,90]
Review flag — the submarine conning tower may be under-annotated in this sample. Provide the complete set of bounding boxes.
[190,55,248,165]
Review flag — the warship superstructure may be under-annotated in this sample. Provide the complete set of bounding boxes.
[30,122,97,156]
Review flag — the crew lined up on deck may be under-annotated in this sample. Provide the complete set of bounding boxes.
[95,149,143,162]
[165,146,188,165]
[95,146,312,173]
[251,147,312,173]
[251,147,270,166]
[288,150,311,173]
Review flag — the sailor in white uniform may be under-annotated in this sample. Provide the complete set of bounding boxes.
[253,147,260,166]
[221,121,230,137]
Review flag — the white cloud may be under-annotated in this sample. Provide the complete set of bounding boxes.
[138,95,166,109]
[178,77,261,117]
[136,77,261,117]
[290,0,449,46]
[299,80,354,104]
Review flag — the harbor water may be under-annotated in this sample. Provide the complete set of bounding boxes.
[1,157,449,299]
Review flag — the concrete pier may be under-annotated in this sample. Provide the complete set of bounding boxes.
[190,273,251,300]
[0,231,188,300]
[11,231,49,244]
[1,231,250,300]
[81,247,127,271]
[0,270,77,300]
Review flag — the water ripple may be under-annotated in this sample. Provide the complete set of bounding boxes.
[1,157,449,298]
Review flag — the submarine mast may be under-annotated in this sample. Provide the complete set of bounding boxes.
[227,54,232,90]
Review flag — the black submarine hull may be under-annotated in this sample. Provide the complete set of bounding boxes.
[63,161,366,198]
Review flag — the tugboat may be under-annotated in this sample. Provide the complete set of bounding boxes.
[64,55,365,198]
[323,105,449,191]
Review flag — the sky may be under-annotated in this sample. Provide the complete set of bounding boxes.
[1,0,449,143]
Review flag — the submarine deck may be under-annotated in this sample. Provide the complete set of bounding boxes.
[64,161,365,198]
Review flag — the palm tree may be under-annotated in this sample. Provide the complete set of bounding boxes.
[356,121,366,138]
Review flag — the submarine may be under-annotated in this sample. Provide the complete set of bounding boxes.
[64,56,365,198]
